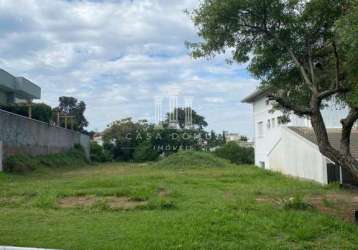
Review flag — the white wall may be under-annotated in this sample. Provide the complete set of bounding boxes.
[252,96,348,169]
[268,127,327,184]
[252,96,310,168]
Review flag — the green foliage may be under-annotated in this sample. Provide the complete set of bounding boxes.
[54,96,89,131]
[102,115,223,162]
[103,118,151,161]
[240,136,248,142]
[188,0,356,111]
[155,150,231,168]
[214,142,254,165]
[207,130,226,148]
[337,1,358,105]
[151,128,204,155]
[0,103,53,123]
[133,142,160,162]
[164,107,208,130]
[3,146,88,173]
[283,195,313,211]
[90,142,112,163]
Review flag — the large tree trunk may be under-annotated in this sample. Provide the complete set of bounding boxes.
[310,100,358,183]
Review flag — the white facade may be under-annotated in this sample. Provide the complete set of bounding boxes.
[244,91,349,184]
[268,127,329,184]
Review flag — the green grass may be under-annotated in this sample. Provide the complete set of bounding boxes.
[3,145,88,173]
[0,153,357,249]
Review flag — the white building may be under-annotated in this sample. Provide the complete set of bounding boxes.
[242,89,357,185]
[92,133,104,146]
[223,132,241,142]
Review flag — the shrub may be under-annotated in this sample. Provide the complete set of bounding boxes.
[214,142,254,165]
[283,195,313,210]
[3,145,88,173]
[133,142,160,162]
[155,150,231,168]
[90,142,112,163]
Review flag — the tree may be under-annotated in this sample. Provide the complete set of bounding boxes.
[102,118,150,161]
[240,136,248,142]
[54,96,88,131]
[214,142,254,165]
[188,0,358,180]
[337,1,358,88]
[164,107,208,130]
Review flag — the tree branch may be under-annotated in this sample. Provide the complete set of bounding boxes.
[308,48,316,88]
[286,48,315,90]
[318,86,350,100]
[267,94,312,116]
[340,108,358,156]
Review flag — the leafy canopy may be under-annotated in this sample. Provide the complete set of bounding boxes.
[54,96,89,131]
[188,0,357,114]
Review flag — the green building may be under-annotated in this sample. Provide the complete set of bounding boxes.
[0,68,41,106]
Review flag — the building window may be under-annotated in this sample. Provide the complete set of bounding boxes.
[259,161,265,169]
[267,119,271,129]
[257,121,264,138]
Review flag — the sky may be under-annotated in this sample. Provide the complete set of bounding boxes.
[0,0,258,137]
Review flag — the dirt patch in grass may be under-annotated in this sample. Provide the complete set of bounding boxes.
[59,196,97,208]
[59,196,147,210]
[157,188,170,197]
[256,191,358,223]
[308,192,358,223]
[107,197,147,209]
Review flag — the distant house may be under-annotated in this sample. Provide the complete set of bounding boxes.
[93,133,104,146]
[242,88,356,185]
[223,132,241,142]
[0,69,41,106]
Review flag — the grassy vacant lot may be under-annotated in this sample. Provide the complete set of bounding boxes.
[0,152,357,250]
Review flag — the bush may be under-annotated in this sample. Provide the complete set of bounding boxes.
[3,145,88,173]
[90,142,112,163]
[214,142,254,165]
[283,195,313,210]
[155,150,231,168]
[133,142,160,162]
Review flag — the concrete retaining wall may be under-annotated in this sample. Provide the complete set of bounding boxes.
[0,109,90,169]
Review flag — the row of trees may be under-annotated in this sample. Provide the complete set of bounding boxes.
[96,108,227,162]
[0,96,89,132]
[188,0,358,180]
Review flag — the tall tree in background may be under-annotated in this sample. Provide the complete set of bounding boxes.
[54,96,88,132]
[188,0,358,180]
[165,107,208,130]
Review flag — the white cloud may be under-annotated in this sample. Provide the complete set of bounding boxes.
[0,0,258,137]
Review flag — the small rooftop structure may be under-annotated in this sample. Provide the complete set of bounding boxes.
[0,69,41,105]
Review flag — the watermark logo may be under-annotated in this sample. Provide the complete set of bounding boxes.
[154,95,193,130]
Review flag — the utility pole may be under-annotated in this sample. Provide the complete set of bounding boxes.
[27,100,32,119]
[57,112,75,130]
